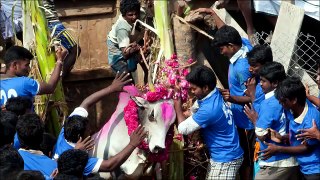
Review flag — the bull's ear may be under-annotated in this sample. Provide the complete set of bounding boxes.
[131,96,147,107]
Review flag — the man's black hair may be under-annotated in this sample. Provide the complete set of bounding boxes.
[5,96,33,116]
[213,25,242,47]
[0,110,18,127]
[57,149,89,178]
[54,174,79,180]
[40,133,57,158]
[275,76,306,106]
[0,111,17,147]
[247,44,273,65]
[16,170,45,180]
[64,115,88,143]
[259,62,286,84]
[186,65,217,90]
[120,0,140,16]
[16,114,44,150]
[0,145,24,178]
[4,46,34,66]
[317,59,320,67]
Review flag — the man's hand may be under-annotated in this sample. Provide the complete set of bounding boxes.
[268,128,283,143]
[260,141,280,160]
[125,42,140,55]
[195,8,216,15]
[173,97,183,110]
[129,125,148,147]
[55,46,68,62]
[110,72,132,92]
[297,119,320,141]
[305,83,311,97]
[246,77,257,97]
[244,103,258,124]
[220,89,231,102]
[74,136,95,152]
[50,169,58,179]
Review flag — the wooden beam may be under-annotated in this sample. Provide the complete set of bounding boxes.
[57,4,113,18]
[64,67,115,82]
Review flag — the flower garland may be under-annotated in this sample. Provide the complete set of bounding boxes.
[123,54,192,162]
[141,54,194,103]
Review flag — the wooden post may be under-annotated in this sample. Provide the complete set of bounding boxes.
[270,2,318,96]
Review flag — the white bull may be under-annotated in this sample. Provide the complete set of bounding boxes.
[91,85,176,179]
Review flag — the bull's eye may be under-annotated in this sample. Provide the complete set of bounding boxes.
[139,106,145,111]
[149,110,155,121]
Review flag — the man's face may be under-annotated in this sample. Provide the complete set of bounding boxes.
[219,44,235,59]
[123,10,139,25]
[189,83,207,100]
[249,62,263,76]
[14,59,31,77]
[316,66,320,89]
[260,76,275,94]
[278,98,294,110]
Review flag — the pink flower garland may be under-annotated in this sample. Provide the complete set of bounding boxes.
[123,54,191,162]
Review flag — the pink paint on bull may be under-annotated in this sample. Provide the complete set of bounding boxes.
[91,85,139,156]
[160,102,175,127]
[91,84,177,177]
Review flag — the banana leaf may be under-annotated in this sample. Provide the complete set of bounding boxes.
[22,0,67,136]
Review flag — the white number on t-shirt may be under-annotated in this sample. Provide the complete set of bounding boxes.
[0,89,18,105]
[222,102,233,125]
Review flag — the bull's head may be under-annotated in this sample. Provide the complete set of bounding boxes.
[132,97,176,153]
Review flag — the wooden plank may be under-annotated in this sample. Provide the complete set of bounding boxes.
[270,2,318,96]
[57,4,113,18]
[64,67,114,82]
[270,1,304,72]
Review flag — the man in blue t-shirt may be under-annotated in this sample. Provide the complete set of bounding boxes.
[245,44,273,112]
[174,66,243,179]
[16,113,57,179]
[55,149,89,179]
[0,46,67,107]
[262,77,320,180]
[213,25,254,179]
[53,72,147,175]
[249,62,300,179]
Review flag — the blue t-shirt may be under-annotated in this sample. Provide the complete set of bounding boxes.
[286,100,320,175]
[13,133,20,149]
[53,127,100,175]
[18,150,57,180]
[0,76,39,106]
[252,83,264,112]
[228,38,253,129]
[192,88,243,162]
[256,94,292,163]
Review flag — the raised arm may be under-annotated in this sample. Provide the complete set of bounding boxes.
[194,8,225,29]
[38,47,67,95]
[80,72,132,110]
[174,98,201,135]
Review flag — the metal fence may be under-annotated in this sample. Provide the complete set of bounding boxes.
[253,31,319,96]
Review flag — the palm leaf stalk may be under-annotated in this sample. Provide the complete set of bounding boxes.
[22,0,67,136]
[153,1,184,179]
